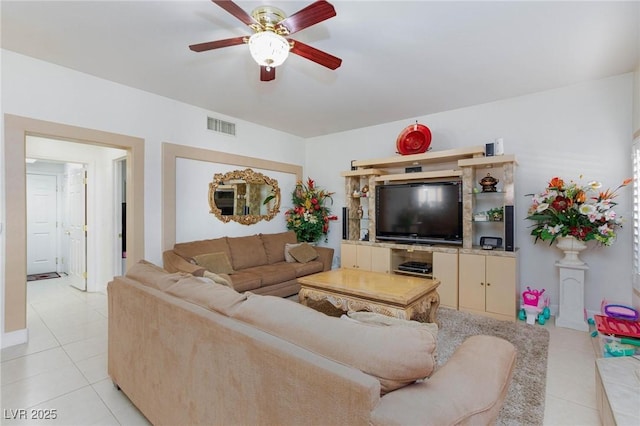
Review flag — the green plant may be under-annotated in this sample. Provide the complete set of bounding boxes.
[487,207,504,221]
[526,176,631,245]
[285,178,338,243]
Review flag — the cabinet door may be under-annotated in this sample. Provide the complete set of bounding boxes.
[458,254,486,312]
[370,246,391,274]
[485,256,516,317]
[341,244,358,269]
[433,252,458,309]
[356,245,372,271]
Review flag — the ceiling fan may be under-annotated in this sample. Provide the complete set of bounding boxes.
[189,0,342,81]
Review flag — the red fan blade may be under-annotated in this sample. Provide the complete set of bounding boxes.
[260,66,276,81]
[290,39,342,70]
[211,1,259,27]
[189,36,246,52]
[278,0,336,35]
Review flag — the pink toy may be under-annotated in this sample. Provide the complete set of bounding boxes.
[523,287,545,307]
[521,287,548,325]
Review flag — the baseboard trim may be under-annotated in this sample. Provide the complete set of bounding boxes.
[2,328,28,348]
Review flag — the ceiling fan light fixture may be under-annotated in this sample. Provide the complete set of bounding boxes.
[248,31,290,68]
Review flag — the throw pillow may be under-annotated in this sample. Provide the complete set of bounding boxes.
[284,243,302,263]
[193,252,235,274]
[288,243,318,263]
[203,270,233,287]
[231,294,437,394]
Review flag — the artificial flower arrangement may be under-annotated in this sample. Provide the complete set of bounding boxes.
[526,176,632,246]
[285,177,338,243]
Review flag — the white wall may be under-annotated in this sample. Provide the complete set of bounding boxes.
[306,73,634,314]
[1,48,635,317]
[1,49,306,267]
[175,159,297,242]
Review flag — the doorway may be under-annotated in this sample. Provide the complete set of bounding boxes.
[114,157,127,276]
[3,114,145,344]
[26,160,89,290]
[26,173,59,276]
[25,136,128,293]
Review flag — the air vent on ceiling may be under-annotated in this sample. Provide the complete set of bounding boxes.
[207,117,236,136]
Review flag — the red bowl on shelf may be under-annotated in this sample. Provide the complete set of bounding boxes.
[396,123,432,155]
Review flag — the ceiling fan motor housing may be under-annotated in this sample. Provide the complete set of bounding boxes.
[251,6,288,34]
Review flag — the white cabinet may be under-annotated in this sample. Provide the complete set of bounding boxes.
[432,252,458,309]
[341,244,390,273]
[459,253,517,321]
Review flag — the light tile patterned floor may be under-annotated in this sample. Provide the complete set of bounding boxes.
[2,276,600,425]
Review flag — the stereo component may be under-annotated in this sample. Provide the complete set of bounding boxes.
[342,207,348,240]
[505,205,515,251]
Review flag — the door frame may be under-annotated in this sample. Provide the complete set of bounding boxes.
[3,114,144,342]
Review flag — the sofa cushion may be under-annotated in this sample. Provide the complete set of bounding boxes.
[288,243,319,263]
[261,231,298,264]
[174,237,230,262]
[370,335,516,426]
[288,260,324,277]
[231,294,437,394]
[165,275,247,317]
[346,311,439,337]
[284,243,302,263]
[193,252,235,274]
[126,260,189,291]
[227,235,268,270]
[242,264,297,287]
[227,271,262,292]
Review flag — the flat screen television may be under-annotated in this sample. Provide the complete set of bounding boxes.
[375,181,463,245]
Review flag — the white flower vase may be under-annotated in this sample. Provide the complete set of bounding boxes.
[555,236,587,266]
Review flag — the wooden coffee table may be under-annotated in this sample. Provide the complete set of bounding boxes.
[298,268,440,323]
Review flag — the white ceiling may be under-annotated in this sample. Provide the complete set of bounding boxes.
[2,1,639,138]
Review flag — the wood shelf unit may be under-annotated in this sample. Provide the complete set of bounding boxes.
[341,148,518,321]
[352,146,485,169]
[457,154,517,168]
[375,169,462,182]
[340,169,386,177]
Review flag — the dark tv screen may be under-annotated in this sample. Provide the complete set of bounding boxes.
[375,181,463,245]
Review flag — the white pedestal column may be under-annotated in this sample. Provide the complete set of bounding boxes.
[555,261,589,331]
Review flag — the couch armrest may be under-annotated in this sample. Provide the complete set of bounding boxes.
[315,246,334,271]
[162,250,206,276]
[371,335,516,426]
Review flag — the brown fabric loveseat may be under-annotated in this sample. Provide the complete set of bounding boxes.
[162,231,333,297]
[108,261,517,426]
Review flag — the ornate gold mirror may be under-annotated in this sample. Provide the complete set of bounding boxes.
[208,168,281,225]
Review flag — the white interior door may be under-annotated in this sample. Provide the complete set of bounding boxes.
[26,174,58,275]
[67,167,87,290]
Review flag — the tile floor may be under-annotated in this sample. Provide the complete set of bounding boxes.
[2,276,601,425]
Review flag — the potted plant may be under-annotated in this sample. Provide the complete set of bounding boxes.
[526,176,631,246]
[285,178,338,243]
[487,207,504,222]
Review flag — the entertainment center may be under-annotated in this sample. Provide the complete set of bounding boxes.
[341,146,518,321]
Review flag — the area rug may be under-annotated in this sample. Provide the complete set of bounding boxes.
[302,300,549,425]
[436,307,549,426]
[27,272,61,281]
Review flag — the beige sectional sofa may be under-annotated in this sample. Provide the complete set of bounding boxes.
[108,261,517,426]
[162,231,333,297]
